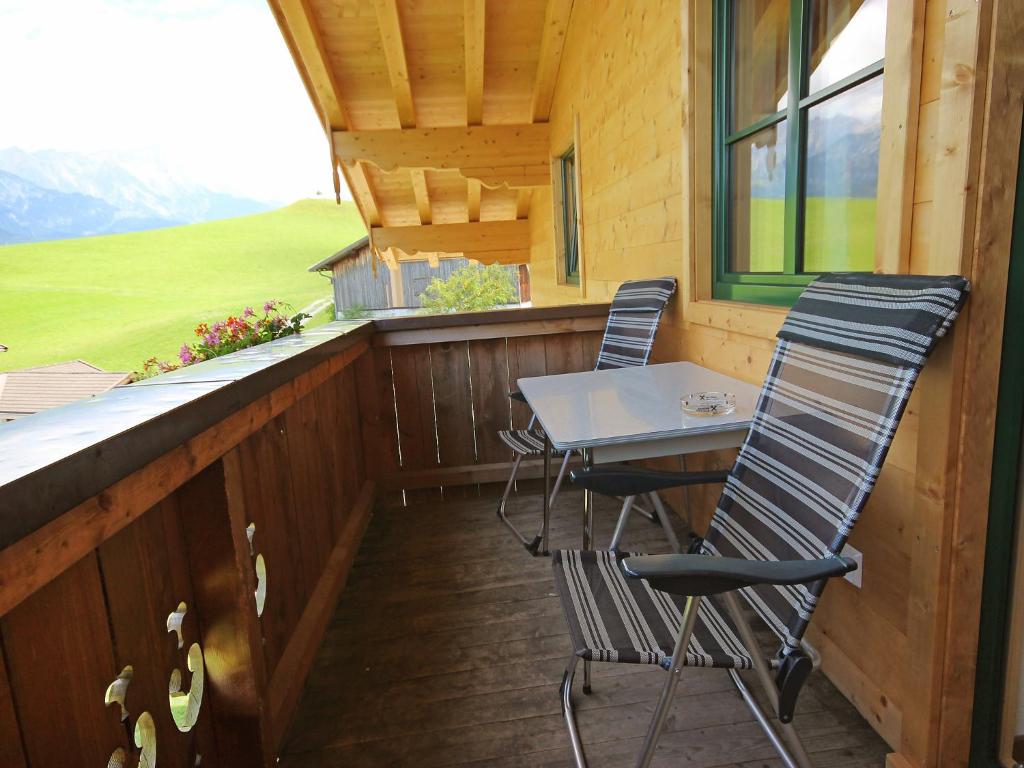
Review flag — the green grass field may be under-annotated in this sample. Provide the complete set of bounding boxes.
[744,197,877,272]
[0,199,365,373]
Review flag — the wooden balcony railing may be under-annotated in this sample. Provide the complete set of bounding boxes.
[0,303,608,767]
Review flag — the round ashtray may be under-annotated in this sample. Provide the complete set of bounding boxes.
[681,391,736,417]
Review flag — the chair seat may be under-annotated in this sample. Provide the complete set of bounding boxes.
[497,428,569,456]
[552,550,756,669]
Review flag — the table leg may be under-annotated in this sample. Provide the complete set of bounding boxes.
[582,448,593,550]
[542,433,551,556]
[582,447,593,694]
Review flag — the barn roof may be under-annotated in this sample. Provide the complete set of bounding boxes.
[308,235,371,272]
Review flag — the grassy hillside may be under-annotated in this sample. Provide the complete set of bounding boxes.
[0,199,365,373]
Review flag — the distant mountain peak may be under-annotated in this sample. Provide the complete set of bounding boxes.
[0,147,273,244]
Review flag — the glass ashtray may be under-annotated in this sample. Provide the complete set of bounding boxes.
[681,391,736,417]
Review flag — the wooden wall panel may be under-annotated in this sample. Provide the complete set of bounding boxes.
[355,346,399,481]
[430,341,476,467]
[176,462,265,764]
[98,495,218,766]
[469,338,514,464]
[235,417,304,675]
[521,0,1006,761]
[390,344,439,472]
[1,555,124,766]
[0,645,25,768]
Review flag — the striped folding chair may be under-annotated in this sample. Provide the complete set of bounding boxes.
[553,273,970,768]
[496,277,677,555]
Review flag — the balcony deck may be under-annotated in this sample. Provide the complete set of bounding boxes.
[279,483,890,767]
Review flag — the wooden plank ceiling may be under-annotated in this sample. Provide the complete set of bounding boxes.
[269,0,572,264]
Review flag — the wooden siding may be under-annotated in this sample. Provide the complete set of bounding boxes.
[330,245,522,312]
[524,2,1021,767]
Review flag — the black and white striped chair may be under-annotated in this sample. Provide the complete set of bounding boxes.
[496,277,677,555]
[553,273,969,768]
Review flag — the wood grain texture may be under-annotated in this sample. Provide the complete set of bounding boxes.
[0,644,26,768]
[1,555,124,766]
[278,485,891,767]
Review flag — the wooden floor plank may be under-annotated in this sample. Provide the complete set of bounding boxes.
[280,486,888,767]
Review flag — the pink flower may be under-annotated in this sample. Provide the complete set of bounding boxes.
[244,306,255,318]
[263,301,275,313]
[204,332,219,346]
[178,344,195,364]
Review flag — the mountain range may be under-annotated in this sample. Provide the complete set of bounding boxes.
[0,147,273,244]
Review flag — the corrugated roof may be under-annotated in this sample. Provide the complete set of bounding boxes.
[308,235,370,273]
[0,370,130,419]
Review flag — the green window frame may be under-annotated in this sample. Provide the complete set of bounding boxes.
[712,0,885,306]
[560,146,580,285]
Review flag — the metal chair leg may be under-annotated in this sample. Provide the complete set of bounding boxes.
[648,492,682,553]
[721,591,814,768]
[496,453,537,550]
[635,594,703,768]
[561,655,587,768]
[609,495,637,551]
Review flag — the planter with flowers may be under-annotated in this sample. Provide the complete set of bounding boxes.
[135,300,311,380]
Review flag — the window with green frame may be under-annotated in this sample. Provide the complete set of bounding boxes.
[713,0,887,305]
[560,147,580,285]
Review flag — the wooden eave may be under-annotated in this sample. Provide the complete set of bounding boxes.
[268,0,574,265]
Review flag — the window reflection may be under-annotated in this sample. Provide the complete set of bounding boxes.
[802,77,882,272]
[808,0,887,94]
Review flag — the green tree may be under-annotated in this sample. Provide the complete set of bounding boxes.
[419,263,518,314]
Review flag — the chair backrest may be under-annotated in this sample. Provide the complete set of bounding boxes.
[701,273,969,657]
[594,277,677,370]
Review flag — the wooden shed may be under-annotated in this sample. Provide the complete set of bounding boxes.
[309,235,527,312]
[0,2,1020,767]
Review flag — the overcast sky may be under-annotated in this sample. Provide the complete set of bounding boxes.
[0,0,347,204]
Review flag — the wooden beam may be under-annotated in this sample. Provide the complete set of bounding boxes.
[332,124,550,188]
[271,0,348,129]
[343,162,382,226]
[516,188,532,219]
[875,0,925,274]
[372,220,530,264]
[467,178,481,221]
[531,0,573,121]
[464,0,485,125]
[372,0,416,128]
[410,169,432,223]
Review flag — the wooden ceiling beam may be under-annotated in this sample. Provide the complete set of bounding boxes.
[464,0,486,125]
[343,163,382,227]
[372,220,530,265]
[531,0,573,122]
[332,124,550,188]
[467,179,481,222]
[410,169,432,224]
[372,0,417,128]
[271,0,349,130]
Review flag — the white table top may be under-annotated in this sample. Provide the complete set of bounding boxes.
[517,361,760,454]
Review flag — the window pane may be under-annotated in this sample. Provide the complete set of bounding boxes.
[807,0,887,94]
[730,0,789,131]
[728,122,787,273]
[802,76,882,273]
[562,152,578,279]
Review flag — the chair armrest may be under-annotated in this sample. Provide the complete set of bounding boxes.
[509,390,527,403]
[621,554,856,597]
[569,465,730,496]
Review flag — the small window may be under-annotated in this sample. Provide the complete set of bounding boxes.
[558,146,580,285]
[713,0,886,305]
